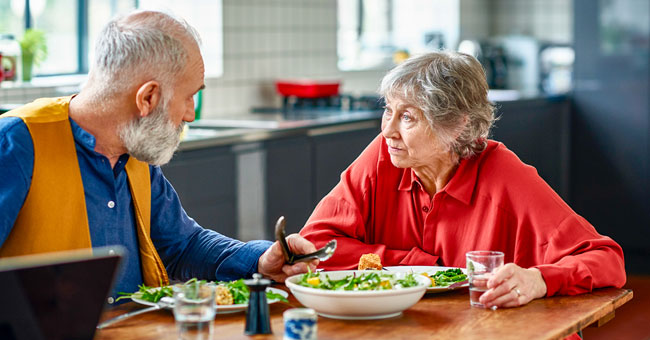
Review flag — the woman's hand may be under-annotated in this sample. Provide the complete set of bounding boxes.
[478,263,547,309]
[257,233,319,282]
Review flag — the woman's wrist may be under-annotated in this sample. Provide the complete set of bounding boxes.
[528,267,548,299]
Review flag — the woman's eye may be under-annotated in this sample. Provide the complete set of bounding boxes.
[402,113,413,122]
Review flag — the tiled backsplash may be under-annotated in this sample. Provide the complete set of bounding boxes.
[202,0,362,118]
[491,0,572,43]
[1,0,572,117]
[0,85,69,105]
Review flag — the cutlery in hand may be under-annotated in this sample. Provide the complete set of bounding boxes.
[96,296,173,329]
[274,216,337,265]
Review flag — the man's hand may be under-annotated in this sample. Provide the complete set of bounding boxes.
[257,234,319,282]
[479,263,547,309]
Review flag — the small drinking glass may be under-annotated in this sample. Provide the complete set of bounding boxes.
[173,281,216,340]
[466,251,504,308]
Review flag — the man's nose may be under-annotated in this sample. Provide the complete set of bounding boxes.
[183,107,196,123]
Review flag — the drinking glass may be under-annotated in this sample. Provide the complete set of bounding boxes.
[173,281,216,340]
[466,251,504,308]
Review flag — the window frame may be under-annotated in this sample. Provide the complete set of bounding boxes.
[15,0,139,77]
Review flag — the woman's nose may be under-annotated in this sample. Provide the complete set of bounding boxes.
[382,116,399,139]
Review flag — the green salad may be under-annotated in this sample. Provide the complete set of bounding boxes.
[423,268,467,287]
[297,270,421,291]
[117,278,287,304]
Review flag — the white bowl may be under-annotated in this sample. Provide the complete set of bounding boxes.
[285,270,428,320]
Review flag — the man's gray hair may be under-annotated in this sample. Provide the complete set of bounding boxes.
[379,51,496,159]
[90,10,201,98]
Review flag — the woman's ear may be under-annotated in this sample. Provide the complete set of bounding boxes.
[135,80,161,118]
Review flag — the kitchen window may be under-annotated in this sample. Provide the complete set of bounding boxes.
[2,0,222,79]
[337,0,460,71]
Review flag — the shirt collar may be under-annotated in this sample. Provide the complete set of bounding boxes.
[443,156,479,205]
[394,141,497,205]
[69,118,97,151]
[444,141,498,205]
[69,117,131,170]
[397,168,422,191]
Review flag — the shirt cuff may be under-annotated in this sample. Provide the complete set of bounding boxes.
[214,240,272,281]
[398,247,439,266]
[534,264,563,297]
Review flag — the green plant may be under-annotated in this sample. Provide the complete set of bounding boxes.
[19,29,47,81]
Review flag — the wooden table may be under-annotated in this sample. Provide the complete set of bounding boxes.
[95,286,632,340]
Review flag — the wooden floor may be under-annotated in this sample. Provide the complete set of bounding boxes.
[582,275,650,340]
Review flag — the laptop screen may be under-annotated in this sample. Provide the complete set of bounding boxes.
[0,247,123,340]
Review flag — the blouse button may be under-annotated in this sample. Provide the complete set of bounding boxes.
[107,296,114,304]
[422,206,429,212]
[107,201,115,208]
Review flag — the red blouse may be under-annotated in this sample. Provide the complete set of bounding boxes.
[300,136,626,296]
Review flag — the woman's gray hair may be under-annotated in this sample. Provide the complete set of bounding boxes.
[379,50,496,159]
[90,10,201,98]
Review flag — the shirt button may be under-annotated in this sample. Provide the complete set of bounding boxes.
[422,206,429,212]
[107,297,114,304]
[107,201,115,208]
[108,249,115,255]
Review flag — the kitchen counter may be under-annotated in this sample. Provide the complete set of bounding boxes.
[180,109,383,151]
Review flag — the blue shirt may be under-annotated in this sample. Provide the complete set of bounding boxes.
[0,116,272,303]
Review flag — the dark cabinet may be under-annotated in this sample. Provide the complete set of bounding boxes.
[572,0,650,273]
[264,122,381,236]
[162,146,238,238]
[264,136,313,236]
[491,98,571,199]
[311,126,381,202]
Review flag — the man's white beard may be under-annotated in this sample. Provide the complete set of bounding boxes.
[118,98,184,166]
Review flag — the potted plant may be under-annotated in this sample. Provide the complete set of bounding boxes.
[19,29,47,82]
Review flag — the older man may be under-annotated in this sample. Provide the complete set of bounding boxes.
[0,10,316,304]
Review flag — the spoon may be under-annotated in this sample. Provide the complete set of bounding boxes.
[274,216,337,265]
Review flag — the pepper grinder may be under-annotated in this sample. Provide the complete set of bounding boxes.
[244,273,272,335]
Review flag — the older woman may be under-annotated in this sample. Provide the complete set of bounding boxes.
[299,51,625,309]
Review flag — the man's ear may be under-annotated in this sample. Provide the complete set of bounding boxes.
[135,80,161,118]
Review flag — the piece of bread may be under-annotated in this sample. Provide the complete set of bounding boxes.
[358,253,382,270]
[215,285,234,305]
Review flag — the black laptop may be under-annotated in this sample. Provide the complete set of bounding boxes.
[0,246,123,340]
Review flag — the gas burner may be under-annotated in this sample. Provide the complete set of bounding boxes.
[281,94,384,113]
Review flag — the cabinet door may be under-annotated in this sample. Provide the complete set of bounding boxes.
[265,136,313,236]
[573,0,650,257]
[162,147,237,238]
[311,125,381,204]
[491,98,571,199]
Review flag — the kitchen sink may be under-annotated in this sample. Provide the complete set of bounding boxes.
[182,125,259,142]
[190,118,279,129]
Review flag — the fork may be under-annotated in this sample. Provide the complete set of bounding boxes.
[96,296,174,329]
[274,216,337,265]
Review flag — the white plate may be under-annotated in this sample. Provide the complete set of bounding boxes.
[131,287,288,314]
[383,266,468,293]
[285,270,428,320]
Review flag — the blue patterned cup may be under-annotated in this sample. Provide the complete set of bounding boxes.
[283,308,317,340]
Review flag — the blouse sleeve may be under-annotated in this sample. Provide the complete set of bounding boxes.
[534,214,626,296]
